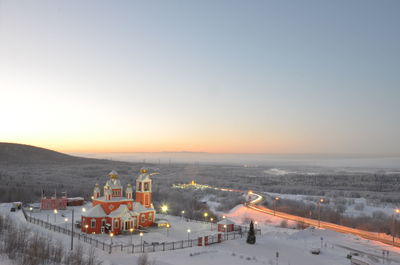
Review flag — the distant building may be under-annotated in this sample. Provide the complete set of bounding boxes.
[67,197,84,206]
[41,196,68,210]
[217,218,235,232]
[81,169,156,235]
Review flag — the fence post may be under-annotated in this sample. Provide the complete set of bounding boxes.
[109,244,112,254]
[121,244,123,251]
[172,242,175,250]
[103,242,104,250]
[153,244,155,252]
[163,243,165,251]
[132,244,134,253]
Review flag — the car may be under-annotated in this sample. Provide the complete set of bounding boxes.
[310,248,321,255]
[10,207,16,212]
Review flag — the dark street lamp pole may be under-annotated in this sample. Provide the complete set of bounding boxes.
[318,198,324,228]
[71,209,74,250]
[273,197,280,216]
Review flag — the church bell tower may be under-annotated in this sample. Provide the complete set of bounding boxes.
[135,168,152,208]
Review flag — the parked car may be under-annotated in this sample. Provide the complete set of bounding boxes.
[310,248,321,255]
[10,207,16,212]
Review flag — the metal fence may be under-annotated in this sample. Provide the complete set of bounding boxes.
[22,207,112,252]
[22,207,260,254]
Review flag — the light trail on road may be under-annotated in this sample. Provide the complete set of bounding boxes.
[245,191,400,248]
[174,181,400,248]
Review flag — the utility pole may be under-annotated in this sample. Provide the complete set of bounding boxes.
[71,209,74,250]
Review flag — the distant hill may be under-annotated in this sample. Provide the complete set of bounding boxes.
[0,142,88,164]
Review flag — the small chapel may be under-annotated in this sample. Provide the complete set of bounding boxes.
[81,168,156,235]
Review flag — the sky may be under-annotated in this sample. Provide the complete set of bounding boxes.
[0,1,399,154]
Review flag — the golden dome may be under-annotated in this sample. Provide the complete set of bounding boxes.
[108,170,119,179]
[140,168,148,174]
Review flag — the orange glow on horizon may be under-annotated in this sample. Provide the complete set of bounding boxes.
[6,136,306,155]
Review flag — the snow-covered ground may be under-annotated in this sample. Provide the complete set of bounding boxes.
[2,202,400,265]
[26,204,217,245]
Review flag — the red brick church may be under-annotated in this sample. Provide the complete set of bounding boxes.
[81,169,156,234]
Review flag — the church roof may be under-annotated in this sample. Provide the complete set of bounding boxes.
[108,204,129,217]
[132,202,153,213]
[82,204,106,218]
[137,173,150,181]
[109,170,118,176]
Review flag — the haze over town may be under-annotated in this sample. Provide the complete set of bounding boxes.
[1,1,400,265]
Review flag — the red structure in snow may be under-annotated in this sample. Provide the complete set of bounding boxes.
[217,218,235,232]
[81,169,156,235]
[41,196,68,210]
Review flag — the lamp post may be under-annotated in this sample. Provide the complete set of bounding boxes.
[273,197,280,216]
[54,209,58,223]
[204,212,208,222]
[181,210,185,220]
[64,218,68,229]
[224,224,227,240]
[130,228,134,245]
[210,217,214,231]
[110,232,114,245]
[29,207,33,221]
[85,224,88,234]
[161,205,168,215]
[222,215,226,219]
[70,209,74,251]
[318,199,324,228]
[140,232,144,252]
[166,224,170,237]
[392,209,400,245]
[187,229,191,241]
[82,207,86,213]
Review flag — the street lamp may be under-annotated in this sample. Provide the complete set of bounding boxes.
[187,229,191,241]
[140,232,144,252]
[130,228,134,244]
[82,207,86,213]
[161,205,168,214]
[85,224,88,234]
[166,224,170,237]
[109,232,114,245]
[222,215,226,219]
[224,224,227,240]
[254,221,258,230]
[54,209,58,223]
[392,209,400,245]
[318,199,324,228]
[204,212,208,221]
[64,218,68,229]
[273,197,280,216]
[29,207,33,220]
[210,217,214,231]
[181,210,185,220]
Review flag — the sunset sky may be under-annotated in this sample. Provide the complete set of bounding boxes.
[1,1,399,154]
